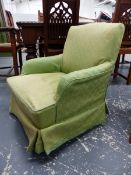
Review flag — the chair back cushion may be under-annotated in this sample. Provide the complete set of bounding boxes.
[62,23,124,73]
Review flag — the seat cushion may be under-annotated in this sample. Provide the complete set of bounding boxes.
[7,72,65,129]
[0,43,12,52]
[0,42,20,52]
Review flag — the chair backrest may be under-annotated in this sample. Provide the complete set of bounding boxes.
[112,0,131,46]
[5,10,14,27]
[42,0,80,54]
[62,23,124,73]
[2,10,15,43]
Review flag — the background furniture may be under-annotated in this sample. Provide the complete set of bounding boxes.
[16,22,43,60]
[129,134,131,143]
[7,23,124,154]
[113,0,131,84]
[16,20,87,60]
[42,0,80,56]
[0,10,22,75]
[38,10,45,57]
[5,10,14,27]
[38,10,43,22]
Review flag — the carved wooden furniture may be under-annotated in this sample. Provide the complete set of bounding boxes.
[5,10,15,27]
[0,27,22,75]
[42,0,80,56]
[0,10,22,76]
[38,10,45,57]
[113,0,131,84]
[16,20,87,60]
[16,22,44,60]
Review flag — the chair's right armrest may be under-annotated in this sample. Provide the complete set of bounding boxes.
[56,62,113,102]
[22,54,63,75]
[55,62,113,122]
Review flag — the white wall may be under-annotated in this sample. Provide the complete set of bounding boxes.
[3,0,42,14]
[3,0,42,24]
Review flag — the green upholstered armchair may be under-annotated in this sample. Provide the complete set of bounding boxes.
[7,23,124,154]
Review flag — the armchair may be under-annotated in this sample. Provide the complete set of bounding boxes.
[7,23,124,154]
[112,0,131,84]
[0,10,22,76]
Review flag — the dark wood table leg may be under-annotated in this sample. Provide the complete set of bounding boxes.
[129,134,131,143]
[39,37,44,57]
[16,22,44,60]
[113,54,120,78]
[26,44,37,60]
[127,63,131,85]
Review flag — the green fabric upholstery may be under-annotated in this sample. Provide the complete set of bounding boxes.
[8,73,65,129]
[7,23,124,154]
[22,54,63,75]
[56,62,112,122]
[62,23,124,73]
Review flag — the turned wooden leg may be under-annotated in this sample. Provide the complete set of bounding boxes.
[121,54,125,63]
[113,54,120,78]
[10,30,19,75]
[12,46,19,75]
[129,134,131,143]
[127,63,131,85]
[18,49,23,72]
[39,37,44,57]
[26,44,37,60]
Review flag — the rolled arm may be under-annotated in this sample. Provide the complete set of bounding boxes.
[56,62,113,101]
[22,54,63,75]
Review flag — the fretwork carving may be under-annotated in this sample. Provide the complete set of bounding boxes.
[42,0,80,56]
[120,8,131,41]
[49,2,73,23]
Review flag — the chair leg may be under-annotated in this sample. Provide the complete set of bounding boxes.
[127,63,131,85]
[113,54,120,78]
[18,49,23,72]
[39,37,44,57]
[12,47,19,75]
[129,134,131,143]
[121,54,125,63]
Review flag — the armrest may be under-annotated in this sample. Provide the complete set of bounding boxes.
[56,62,113,101]
[0,27,22,44]
[0,27,18,33]
[22,54,63,75]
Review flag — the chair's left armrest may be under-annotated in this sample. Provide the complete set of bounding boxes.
[22,54,63,75]
[0,27,18,32]
[0,27,22,42]
[0,27,18,45]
